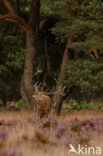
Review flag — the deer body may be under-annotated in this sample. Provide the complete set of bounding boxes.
[33,92,52,118]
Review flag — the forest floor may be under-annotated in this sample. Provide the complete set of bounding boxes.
[0,110,103,156]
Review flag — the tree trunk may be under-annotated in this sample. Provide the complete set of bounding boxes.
[53,36,73,115]
[20,0,40,109]
[20,32,36,109]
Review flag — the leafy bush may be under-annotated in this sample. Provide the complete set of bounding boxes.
[65,99,98,111]
[16,99,24,109]
[76,101,98,110]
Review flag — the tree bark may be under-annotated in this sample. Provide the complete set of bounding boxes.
[53,36,73,115]
[20,32,36,109]
[20,0,40,109]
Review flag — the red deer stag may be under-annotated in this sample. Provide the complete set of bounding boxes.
[33,85,52,118]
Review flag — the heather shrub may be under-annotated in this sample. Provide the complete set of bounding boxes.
[0,114,102,155]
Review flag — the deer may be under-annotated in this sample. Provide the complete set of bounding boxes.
[32,83,65,118]
[32,84,52,118]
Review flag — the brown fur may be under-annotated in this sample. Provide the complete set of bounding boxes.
[33,93,52,118]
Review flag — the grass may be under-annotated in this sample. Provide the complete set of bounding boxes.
[0,110,103,156]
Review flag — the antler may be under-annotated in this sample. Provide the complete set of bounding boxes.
[33,83,65,96]
[33,83,40,94]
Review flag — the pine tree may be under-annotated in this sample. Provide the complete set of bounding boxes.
[47,0,103,114]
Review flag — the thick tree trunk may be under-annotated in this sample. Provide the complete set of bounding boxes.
[20,0,40,109]
[53,36,73,115]
[21,32,36,109]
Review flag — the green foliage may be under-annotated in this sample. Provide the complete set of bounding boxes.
[6,48,26,70]
[40,0,103,103]
[67,98,77,110]
[41,0,53,15]
[50,0,103,54]
[63,60,103,97]
[76,101,98,110]
[16,99,24,109]
[65,99,98,111]
[1,0,103,107]
[0,25,25,103]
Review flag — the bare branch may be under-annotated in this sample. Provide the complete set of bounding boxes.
[0,14,32,32]
[0,0,32,33]
[4,0,16,16]
[0,15,13,20]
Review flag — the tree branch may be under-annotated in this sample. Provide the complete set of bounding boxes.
[0,0,32,33]
[4,0,16,16]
